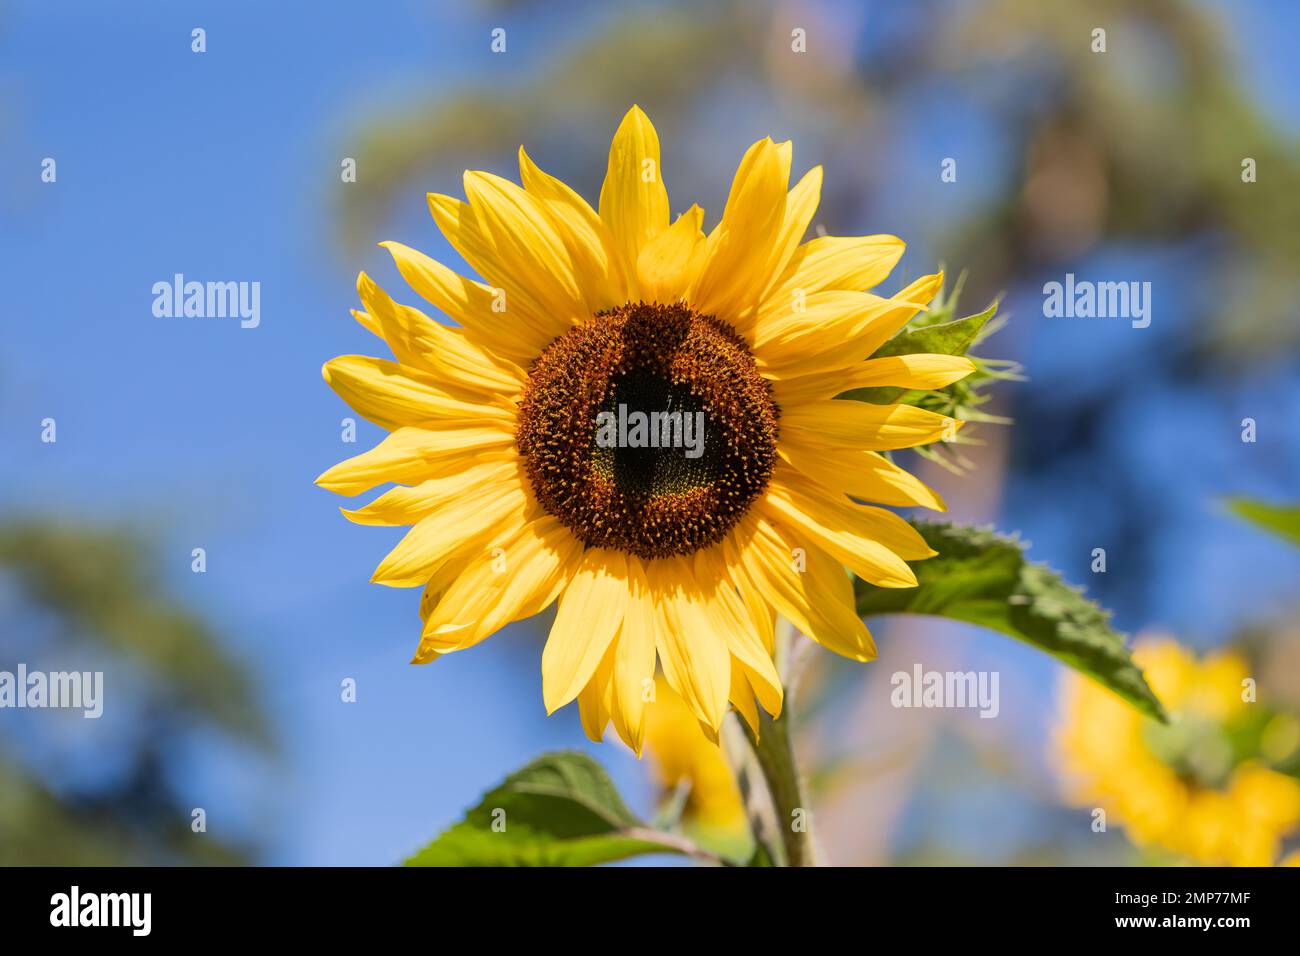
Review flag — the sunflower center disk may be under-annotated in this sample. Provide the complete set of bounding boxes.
[516,302,779,559]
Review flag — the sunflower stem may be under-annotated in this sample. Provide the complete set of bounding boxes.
[736,622,819,866]
[741,705,818,866]
[722,713,782,864]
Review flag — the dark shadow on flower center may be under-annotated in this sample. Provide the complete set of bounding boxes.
[516,301,779,560]
[591,370,722,498]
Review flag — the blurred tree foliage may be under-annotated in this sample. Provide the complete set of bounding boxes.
[337,0,1298,361]
[940,0,1300,363]
[336,6,754,249]
[0,522,273,865]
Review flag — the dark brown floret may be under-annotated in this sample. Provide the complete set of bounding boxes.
[515,302,779,559]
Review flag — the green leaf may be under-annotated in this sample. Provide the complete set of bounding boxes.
[871,302,997,360]
[404,751,692,867]
[854,521,1167,722]
[844,305,996,411]
[1224,498,1300,547]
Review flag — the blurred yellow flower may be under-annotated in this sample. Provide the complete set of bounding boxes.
[644,677,746,832]
[1054,635,1300,866]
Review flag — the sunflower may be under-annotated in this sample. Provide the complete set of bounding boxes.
[317,106,973,754]
[1055,636,1300,866]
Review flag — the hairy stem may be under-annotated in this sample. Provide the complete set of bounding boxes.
[731,622,818,866]
[742,705,818,867]
[722,712,781,864]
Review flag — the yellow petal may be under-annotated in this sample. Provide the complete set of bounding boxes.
[519,146,627,309]
[729,164,823,340]
[760,273,946,385]
[758,166,823,298]
[577,642,617,743]
[778,439,945,511]
[462,170,588,318]
[693,549,782,719]
[773,140,793,180]
[609,558,657,755]
[688,138,789,319]
[542,549,629,713]
[728,513,876,661]
[727,543,777,655]
[350,307,382,337]
[635,205,706,304]
[322,355,515,431]
[833,353,977,391]
[379,240,544,365]
[781,399,962,452]
[760,475,927,589]
[372,472,531,587]
[342,457,518,526]
[598,106,670,294]
[759,234,905,321]
[775,354,974,407]
[416,515,581,657]
[356,271,524,394]
[729,667,761,736]
[770,471,934,559]
[427,191,576,342]
[851,272,946,356]
[414,553,476,649]
[759,293,931,378]
[314,425,514,496]
[649,556,731,735]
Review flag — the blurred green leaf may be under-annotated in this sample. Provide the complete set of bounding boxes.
[1224,498,1300,547]
[0,521,268,745]
[0,520,273,864]
[746,841,776,867]
[405,751,700,867]
[0,749,251,867]
[854,521,1166,722]
[337,10,751,252]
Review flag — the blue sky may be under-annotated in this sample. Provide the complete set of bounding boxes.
[2,0,1297,865]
